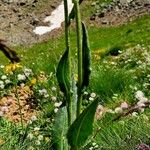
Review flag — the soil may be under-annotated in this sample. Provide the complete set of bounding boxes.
[0,0,150,45]
[0,0,62,46]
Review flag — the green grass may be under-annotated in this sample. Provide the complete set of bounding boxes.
[0,3,150,149]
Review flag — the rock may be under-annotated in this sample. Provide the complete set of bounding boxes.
[2,0,13,4]
[90,14,96,21]
[101,19,109,25]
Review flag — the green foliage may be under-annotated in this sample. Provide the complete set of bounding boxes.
[81,22,91,88]
[52,107,68,150]
[67,99,98,149]
[56,49,70,97]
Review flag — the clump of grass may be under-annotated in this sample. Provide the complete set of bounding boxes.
[90,65,133,103]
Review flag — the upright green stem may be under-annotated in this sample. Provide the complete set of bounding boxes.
[73,0,83,117]
[64,0,72,126]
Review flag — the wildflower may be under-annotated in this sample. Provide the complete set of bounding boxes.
[45,137,50,142]
[136,143,149,150]
[28,146,34,150]
[135,91,145,101]
[5,79,11,84]
[23,68,32,77]
[0,111,4,117]
[120,102,128,109]
[30,78,36,85]
[90,93,96,98]
[34,127,40,131]
[39,89,47,96]
[27,133,34,140]
[44,94,49,98]
[83,91,88,95]
[54,108,59,113]
[1,75,7,80]
[0,84,4,89]
[38,135,43,141]
[54,101,62,108]
[51,96,57,101]
[0,65,4,69]
[89,97,94,101]
[17,74,26,81]
[31,115,37,122]
[35,140,41,145]
[51,86,57,91]
[114,107,123,113]
[132,112,138,117]
[5,63,22,73]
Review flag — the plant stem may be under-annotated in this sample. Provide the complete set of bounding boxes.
[73,0,83,117]
[64,0,72,126]
[15,86,24,129]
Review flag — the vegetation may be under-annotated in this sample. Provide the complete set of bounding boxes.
[0,0,150,150]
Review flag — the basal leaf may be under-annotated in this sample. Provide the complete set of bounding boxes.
[82,22,91,88]
[52,107,68,150]
[67,99,98,149]
[56,49,70,96]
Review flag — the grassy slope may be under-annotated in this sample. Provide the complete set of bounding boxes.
[0,1,150,149]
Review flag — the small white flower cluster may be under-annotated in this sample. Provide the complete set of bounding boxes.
[89,142,99,150]
[89,92,96,101]
[17,74,26,81]
[23,68,33,77]
[0,80,5,89]
[0,75,11,89]
[135,90,149,112]
[54,101,62,113]
[39,89,49,98]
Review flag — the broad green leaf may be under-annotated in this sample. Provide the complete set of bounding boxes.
[82,22,91,88]
[52,107,68,150]
[56,49,70,96]
[67,99,98,149]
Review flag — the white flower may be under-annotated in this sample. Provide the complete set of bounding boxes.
[34,127,40,131]
[132,112,138,117]
[0,80,4,85]
[44,94,49,98]
[1,75,7,80]
[31,115,37,122]
[0,84,4,89]
[38,135,43,141]
[27,133,34,140]
[89,97,94,101]
[51,96,57,101]
[35,140,41,145]
[90,93,96,98]
[0,65,4,69]
[92,142,97,146]
[23,68,32,77]
[0,111,4,117]
[5,79,11,84]
[39,89,47,96]
[84,91,88,95]
[115,107,123,113]
[51,87,57,91]
[17,74,26,81]
[120,102,128,109]
[54,101,62,108]
[54,108,59,113]
[135,91,145,100]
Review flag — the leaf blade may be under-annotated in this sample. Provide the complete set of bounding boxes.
[67,99,98,149]
[56,49,70,96]
[82,22,91,88]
